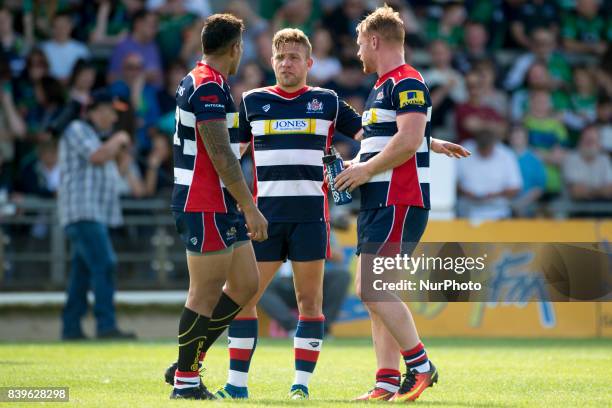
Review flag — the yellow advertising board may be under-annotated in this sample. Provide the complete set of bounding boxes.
[330,220,611,338]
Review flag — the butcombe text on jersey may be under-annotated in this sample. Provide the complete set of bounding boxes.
[172,61,241,213]
[358,64,432,210]
[239,85,361,223]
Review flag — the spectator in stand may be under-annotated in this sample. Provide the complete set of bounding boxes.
[425,1,466,48]
[230,61,265,103]
[272,0,319,37]
[146,0,211,18]
[509,126,546,217]
[179,17,206,68]
[225,0,269,63]
[67,59,97,107]
[108,9,162,87]
[322,58,371,112]
[510,61,570,123]
[41,12,90,83]
[473,59,508,117]
[15,139,59,198]
[423,40,467,132]
[152,0,198,66]
[455,70,506,144]
[595,47,612,96]
[252,29,276,85]
[144,127,173,196]
[596,95,612,154]
[453,21,493,74]
[562,0,610,56]
[14,48,48,128]
[509,0,559,50]
[563,125,612,201]
[504,28,572,93]
[0,7,30,78]
[0,58,26,164]
[24,75,65,143]
[457,130,522,220]
[88,0,146,46]
[523,90,568,196]
[157,61,185,116]
[564,66,599,133]
[110,53,160,154]
[322,0,370,59]
[116,146,146,198]
[309,27,342,85]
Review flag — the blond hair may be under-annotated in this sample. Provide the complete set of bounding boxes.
[356,4,405,44]
[272,28,312,57]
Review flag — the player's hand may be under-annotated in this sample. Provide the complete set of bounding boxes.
[335,162,372,193]
[431,140,471,158]
[242,203,268,242]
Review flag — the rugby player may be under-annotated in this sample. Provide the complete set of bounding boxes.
[335,5,469,402]
[168,13,267,400]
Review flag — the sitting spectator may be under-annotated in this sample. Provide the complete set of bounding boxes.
[562,0,610,56]
[224,0,269,63]
[272,0,318,37]
[474,59,508,117]
[504,28,572,93]
[13,48,49,124]
[423,40,467,132]
[457,132,522,220]
[144,127,173,196]
[564,66,598,132]
[153,0,198,66]
[0,60,26,164]
[453,21,494,74]
[309,27,342,85]
[509,126,546,217]
[562,125,612,201]
[322,0,370,59]
[157,61,186,115]
[455,70,506,144]
[523,90,568,196]
[322,58,371,112]
[41,12,90,83]
[510,61,570,122]
[116,146,146,198]
[88,0,144,46]
[68,59,97,106]
[509,0,559,50]
[252,29,276,85]
[231,61,266,103]
[15,139,59,198]
[425,1,466,48]
[596,95,612,154]
[108,10,162,87]
[110,53,161,154]
[0,6,29,77]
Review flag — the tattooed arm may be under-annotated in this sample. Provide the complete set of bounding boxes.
[197,119,268,241]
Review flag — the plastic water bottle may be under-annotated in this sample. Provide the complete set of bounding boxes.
[323,146,352,205]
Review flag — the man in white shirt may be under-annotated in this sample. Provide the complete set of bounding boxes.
[457,132,522,220]
[41,12,90,82]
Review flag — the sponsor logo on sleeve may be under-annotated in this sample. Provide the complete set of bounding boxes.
[399,90,425,108]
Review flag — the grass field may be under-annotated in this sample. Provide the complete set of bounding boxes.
[0,338,611,407]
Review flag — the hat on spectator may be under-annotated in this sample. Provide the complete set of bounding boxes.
[89,88,130,112]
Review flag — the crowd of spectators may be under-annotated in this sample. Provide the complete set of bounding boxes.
[0,0,610,221]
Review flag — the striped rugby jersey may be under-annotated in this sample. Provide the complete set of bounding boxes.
[239,85,361,222]
[171,62,241,213]
[358,64,432,210]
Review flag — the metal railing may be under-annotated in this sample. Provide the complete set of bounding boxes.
[0,196,189,291]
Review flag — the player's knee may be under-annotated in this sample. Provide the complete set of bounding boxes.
[296,293,322,317]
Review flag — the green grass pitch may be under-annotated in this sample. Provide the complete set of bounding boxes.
[0,338,611,407]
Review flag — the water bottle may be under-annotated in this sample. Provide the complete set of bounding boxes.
[323,146,352,205]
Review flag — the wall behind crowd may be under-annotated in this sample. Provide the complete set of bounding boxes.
[0,0,610,220]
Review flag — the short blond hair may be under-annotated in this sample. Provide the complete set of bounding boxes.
[357,4,405,44]
[272,28,312,57]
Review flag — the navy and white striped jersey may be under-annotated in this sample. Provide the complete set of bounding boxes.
[358,64,432,210]
[172,62,241,213]
[239,85,361,222]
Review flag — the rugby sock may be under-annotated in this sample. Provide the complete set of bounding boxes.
[226,318,258,390]
[175,307,210,390]
[201,293,242,357]
[401,341,431,373]
[376,368,401,393]
[292,315,325,393]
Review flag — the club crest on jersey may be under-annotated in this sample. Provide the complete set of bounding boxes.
[262,104,270,112]
[190,237,198,245]
[306,98,323,113]
[399,90,425,107]
[226,226,237,238]
[376,91,384,101]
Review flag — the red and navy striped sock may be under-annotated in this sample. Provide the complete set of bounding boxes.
[226,318,257,389]
[292,315,324,392]
[376,368,401,393]
[401,341,430,373]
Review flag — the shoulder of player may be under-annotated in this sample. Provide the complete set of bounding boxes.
[307,86,338,98]
[385,65,427,91]
[241,86,272,101]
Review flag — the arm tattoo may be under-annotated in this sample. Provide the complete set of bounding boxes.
[197,120,244,187]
